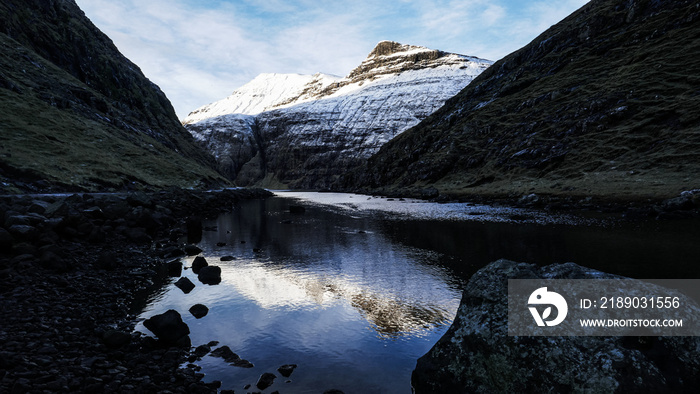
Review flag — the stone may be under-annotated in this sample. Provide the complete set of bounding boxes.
[411,259,700,393]
[518,193,540,207]
[28,200,50,214]
[174,277,195,294]
[210,346,255,368]
[193,344,211,358]
[44,200,70,218]
[102,329,131,349]
[8,224,38,240]
[256,372,276,390]
[191,256,208,274]
[277,364,297,378]
[232,359,254,368]
[210,346,240,362]
[288,205,306,214]
[167,260,182,277]
[220,256,235,261]
[82,206,104,219]
[143,310,190,346]
[189,304,209,319]
[197,265,221,285]
[184,244,202,256]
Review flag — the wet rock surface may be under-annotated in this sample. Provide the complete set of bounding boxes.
[412,259,700,393]
[189,304,209,319]
[197,265,222,285]
[175,277,196,294]
[0,188,271,393]
[143,310,191,346]
[256,372,276,390]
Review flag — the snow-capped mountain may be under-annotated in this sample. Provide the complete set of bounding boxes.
[184,72,341,121]
[184,41,492,188]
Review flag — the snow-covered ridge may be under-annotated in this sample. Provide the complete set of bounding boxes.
[184,72,340,123]
[184,41,490,125]
[183,41,493,188]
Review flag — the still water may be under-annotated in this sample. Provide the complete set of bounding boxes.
[136,192,700,393]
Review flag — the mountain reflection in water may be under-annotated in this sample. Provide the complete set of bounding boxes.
[136,194,464,393]
[214,257,456,338]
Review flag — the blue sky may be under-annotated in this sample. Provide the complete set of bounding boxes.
[75,0,589,119]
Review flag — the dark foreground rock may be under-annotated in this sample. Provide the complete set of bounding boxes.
[210,345,255,368]
[412,259,700,393]
[256,372,277,390]
[278,363,298,378]
[143,310,190,346]
[197,265,222,285]
[175,276,196,294]
[0,188,272,393]
[191,256,208,274]
[189,304,209,319]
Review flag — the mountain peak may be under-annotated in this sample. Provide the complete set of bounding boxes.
[346,41,480,84]
[368,41,427,57]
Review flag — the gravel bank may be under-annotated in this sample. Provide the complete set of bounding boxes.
[0,188,273,393]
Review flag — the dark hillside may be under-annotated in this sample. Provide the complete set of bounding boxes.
[0,0,226,192]
[356,0,700,202]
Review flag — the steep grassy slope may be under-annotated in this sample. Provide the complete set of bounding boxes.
[357,0,700,201]
[0,0,226,192]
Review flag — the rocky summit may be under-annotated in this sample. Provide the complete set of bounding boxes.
[0,0,226,193]
[183,41,492,189]
[356,0,700,203]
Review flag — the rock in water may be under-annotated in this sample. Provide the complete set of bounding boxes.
[198,265,221,285]
[143,310,190,346]
[189,304,209,319]
[191,256,208,274]
[210,346,240,362]
[277,364,297,378]
[411,259,700,393]
[256,372,276,390]
[174,277,195,294]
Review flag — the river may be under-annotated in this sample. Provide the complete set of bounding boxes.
[135,191,700,393]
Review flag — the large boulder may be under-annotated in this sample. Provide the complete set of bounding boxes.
[412,259,700,393]
[143,309,190,347]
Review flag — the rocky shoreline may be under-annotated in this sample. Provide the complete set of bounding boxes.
[0,188,272,393]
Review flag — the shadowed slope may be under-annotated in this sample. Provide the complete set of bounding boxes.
[0,0,226,192]
[357,0,700,201]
